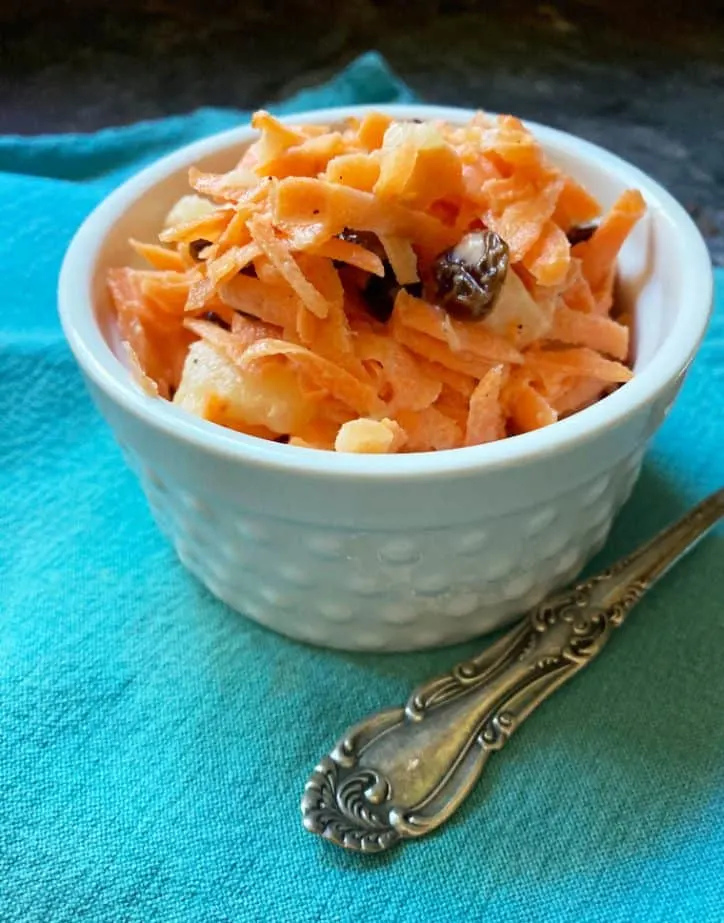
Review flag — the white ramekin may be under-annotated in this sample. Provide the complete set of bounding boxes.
[59,105,712,651]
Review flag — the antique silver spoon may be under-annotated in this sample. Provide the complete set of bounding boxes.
[301,488,723,853]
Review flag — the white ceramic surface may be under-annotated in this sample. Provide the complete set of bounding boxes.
[58,105,713,651]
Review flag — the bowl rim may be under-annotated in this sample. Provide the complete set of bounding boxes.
[58,103,713,480]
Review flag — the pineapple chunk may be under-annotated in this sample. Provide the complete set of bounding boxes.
[382,120,446,152]
[174,340,314,435]
[484,270,553,349]
[334,418,406,454]
[163,194,216,230]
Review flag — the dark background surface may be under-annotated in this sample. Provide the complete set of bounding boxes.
[2,0,722,263]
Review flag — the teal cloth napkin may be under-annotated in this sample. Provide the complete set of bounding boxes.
[1,52,723,923]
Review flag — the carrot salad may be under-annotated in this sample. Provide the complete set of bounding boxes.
[108,110,645,453]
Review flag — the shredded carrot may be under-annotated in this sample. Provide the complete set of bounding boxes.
[183,318,241,356]
[230,314,283,348]
[356,111,392,150]
[486,178,563,262]
[253,256,289,288]
[505,374,558,433]
[206,242,262,289]
[552,176,602,230]
[138,271,196,315]
[466,365,506,446]
[185,314,283,361]
[480,115,543,168]
[273,177,457,257]
[294,255,364,376]
[434,385,470,429]
[574,189,646,290]
[552,377,607,416]
[379,236,419,285]
[216,275,296,327]
[354,330,441,412]
[391,321,498,380]
[261,133,347,180]
[325,152,381,191]
[521,219,570,286]
[250,110,305,168]
[217,205,256,247]
[308,237,385,276]
[108,268,192,398]
[187,168,263,204]
[239,339,383,416]
[591,265,618,316]
[561,258,597,313]
[374,141,418,199]
[523,346,633,383]
[549,305,629,360]
[414,358,477,397]
[402,144,464,210]
[122,340,159,397]
[395,406,463,452]
[462,159,502,202]
[394,290,523,364]
[159,208,233,244]
[109,109,643,452]
[247,213,331,318]
[130,240,186,272]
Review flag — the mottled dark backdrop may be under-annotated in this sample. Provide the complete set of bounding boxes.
[1,0,722,262]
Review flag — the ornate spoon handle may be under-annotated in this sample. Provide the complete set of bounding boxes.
[301,488,723,853]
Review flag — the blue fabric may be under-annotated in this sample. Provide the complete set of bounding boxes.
[1,52,723,923]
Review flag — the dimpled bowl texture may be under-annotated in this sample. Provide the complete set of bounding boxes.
[59,105,712,651]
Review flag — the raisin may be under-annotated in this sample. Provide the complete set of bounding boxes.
[362,265,398,322]
[200,311,230,330]
[338,227,386,260]
[429,230,510,320]
[566,223,598,246]
[363,270,424,323]
[337,228,420,322]
[189,238,212,261]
